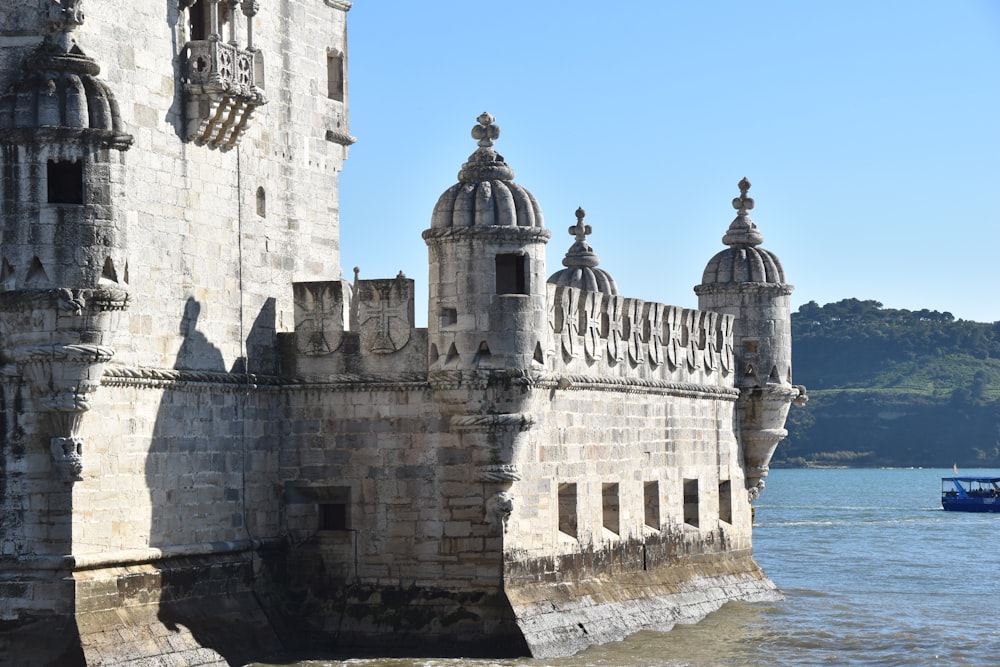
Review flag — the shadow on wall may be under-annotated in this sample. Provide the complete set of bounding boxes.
[173,297,224,370]
[234,296,277,375]
[144,296,281,664]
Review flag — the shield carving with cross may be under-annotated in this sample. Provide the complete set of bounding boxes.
[355,275,413,354]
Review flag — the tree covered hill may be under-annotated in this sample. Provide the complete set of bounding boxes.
[776,299,1000,468]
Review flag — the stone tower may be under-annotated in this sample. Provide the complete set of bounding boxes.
[0,0,132,526]
[423,112,551,373]
[695,178,806,499]
[0,6,132,660]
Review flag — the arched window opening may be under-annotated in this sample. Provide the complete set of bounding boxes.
[256,186,266,217]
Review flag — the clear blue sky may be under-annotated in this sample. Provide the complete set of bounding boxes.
[339,1,1000,325]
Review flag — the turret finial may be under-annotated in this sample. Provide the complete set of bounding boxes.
[569,207,592,243]
[471,112,500,148]
[722,177,764,248]
[547,207,618,293]
[732,177,754,215]
[457,112,513,183]
[46,0,85,49]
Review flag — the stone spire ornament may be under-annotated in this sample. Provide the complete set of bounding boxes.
[472,111,500,148]
[547,207,618,294]
[564,208,600,269]
[722,177,765,248]
[48,0,85,33]
[457,112,514,183]
[46,0,85,50]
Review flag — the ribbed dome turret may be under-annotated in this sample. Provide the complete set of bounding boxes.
[430,112,544,230]
[547,207,618,294]
[700,178,786,285]
[0,41,132,149]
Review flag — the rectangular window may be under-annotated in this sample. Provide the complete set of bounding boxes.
[643,481,660,530]
[319,503,347,531]
[558,483,577,538]
[317,486,351,531]
[496,253,528,295]
[188,0,226,41]
[440,307,457,327]
[719,480,733,524]
[47,160,83,204]
[683,478,699,528]
[327,52,345,101]
[602,483,619,535]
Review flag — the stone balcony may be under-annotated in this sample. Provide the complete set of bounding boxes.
[181,38,265,149]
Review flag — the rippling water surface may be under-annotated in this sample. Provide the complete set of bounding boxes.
[254,468,1000,667]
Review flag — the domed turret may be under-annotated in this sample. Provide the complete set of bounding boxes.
[0,43,131,144]
[0,38,132,291]
[430,112,543,231]
[423,113,551,374]
[547,207,618,295]
[695,179,805,500]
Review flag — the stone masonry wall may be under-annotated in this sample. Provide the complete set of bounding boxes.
[72,374,282,556]
[62,0,351,371]
[263,382,520,650]
[506,383,750,560]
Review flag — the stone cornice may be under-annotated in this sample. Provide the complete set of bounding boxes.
[101,364,428,392]
[100,364,739,400]
[422,225,552,245]
[694,282,793,297]
[0,537,284,573]
[533,373,740,400]
[324,0,352,10]
[0,287,129,313]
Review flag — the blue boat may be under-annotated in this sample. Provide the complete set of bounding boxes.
[941,477,1000,512]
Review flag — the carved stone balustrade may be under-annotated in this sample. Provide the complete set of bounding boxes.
[182,38,265,149]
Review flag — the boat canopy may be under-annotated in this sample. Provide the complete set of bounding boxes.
[942,477,1000,496]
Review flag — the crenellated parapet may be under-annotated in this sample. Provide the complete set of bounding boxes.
[286,271,425,378]
[547,283,735,387]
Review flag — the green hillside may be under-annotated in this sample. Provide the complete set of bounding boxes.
[775,299,1000,468]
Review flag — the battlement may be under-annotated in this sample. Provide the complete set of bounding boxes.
[545,283,734,388]
[286,272,734,393]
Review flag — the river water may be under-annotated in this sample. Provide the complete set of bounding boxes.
[254,468,999,667]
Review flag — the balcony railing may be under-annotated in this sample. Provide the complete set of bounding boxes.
[182,39,266,149]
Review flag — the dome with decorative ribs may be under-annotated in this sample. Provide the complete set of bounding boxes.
[547,207,619,294]
[430,112,544,230]
[0,42,131,148]
[701,178,786,285]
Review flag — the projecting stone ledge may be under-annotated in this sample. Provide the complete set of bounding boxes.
[505,549,780,658]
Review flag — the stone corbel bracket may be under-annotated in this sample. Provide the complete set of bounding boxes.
[11,343,115,481]
[451,412,536,532]
[0,287,128,482]
[738,383,804,500]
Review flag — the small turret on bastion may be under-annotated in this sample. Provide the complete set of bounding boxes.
[423,112,551,375]
[696,178,808,499]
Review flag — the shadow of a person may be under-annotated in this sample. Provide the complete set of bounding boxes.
[174,297,225,372]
